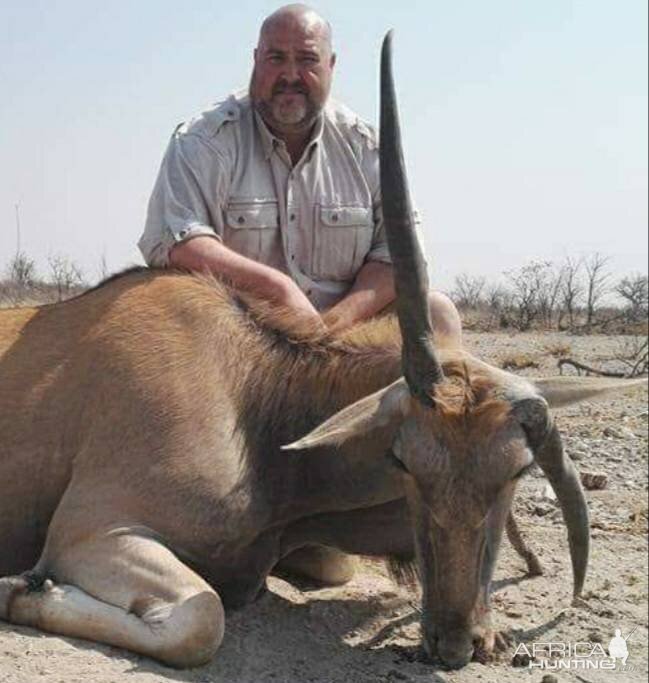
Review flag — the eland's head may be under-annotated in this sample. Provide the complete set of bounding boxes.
[284,31,647,670]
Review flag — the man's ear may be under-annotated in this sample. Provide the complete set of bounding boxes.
[330,52,337,70]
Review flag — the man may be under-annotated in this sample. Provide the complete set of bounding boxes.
[139,4,462,341]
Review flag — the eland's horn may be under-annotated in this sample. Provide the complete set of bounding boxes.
[380,30,443,406]
[512,397,590,599]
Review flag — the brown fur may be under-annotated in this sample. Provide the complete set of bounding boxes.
[1,266,629,668]
[1,267,507,459]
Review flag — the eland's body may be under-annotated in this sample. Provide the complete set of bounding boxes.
[0,268,643,668]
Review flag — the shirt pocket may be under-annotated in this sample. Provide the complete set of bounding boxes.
[223,200,280,264]
[312,205,374,282]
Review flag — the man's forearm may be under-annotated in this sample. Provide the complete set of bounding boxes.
[169,236,285,294]
[322,261,396,332]
[168,236,321,322]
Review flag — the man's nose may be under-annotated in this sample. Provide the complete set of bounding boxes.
[281,59,300,83]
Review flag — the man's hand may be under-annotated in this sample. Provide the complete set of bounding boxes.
[168,236,324,329]
[322,261,396,333]
[273,276,323,326]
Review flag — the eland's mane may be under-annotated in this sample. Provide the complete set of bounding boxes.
[13,267,508,449]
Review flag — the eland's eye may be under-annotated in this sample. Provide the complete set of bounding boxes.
[387,449,408,473]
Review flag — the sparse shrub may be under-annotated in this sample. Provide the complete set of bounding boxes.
[48,255,85,301]
[2,252,38,305]
[452,274,486,309]
[614,336,648,377]
[543,342,572,358]
[500,353,540,371]
[616,275,648,324]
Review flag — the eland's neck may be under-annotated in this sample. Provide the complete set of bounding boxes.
[236,331,405,521]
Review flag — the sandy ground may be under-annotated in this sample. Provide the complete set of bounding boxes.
[1,331,647,683]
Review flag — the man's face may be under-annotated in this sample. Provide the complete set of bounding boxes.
[251,17,335,136]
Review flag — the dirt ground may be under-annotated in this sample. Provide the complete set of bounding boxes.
[1,331,647,683]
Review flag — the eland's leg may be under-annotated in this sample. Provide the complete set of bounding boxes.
[0,531,224,668]
[274,500,412,585]
[506,513,543,577]
[280,500,414,564]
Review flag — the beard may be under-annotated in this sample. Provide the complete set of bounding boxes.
[250,73,323,134]
[268,92,310,125]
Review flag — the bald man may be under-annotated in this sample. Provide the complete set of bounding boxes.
[139,4,461,341]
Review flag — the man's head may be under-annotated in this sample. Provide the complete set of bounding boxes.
[250,4,336,138]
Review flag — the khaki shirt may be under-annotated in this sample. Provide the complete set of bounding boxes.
[139,92,400,310]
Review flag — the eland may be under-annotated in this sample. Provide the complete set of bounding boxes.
[0,33,645,670]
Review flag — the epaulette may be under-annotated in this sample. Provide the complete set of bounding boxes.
[175,94,243,140]
[326,100,378,155]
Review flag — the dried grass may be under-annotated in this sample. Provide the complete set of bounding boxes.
[500,352,540,371]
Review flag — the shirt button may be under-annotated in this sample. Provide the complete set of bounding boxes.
[331,213,339,222]
[237,216,245,224]
[179,229,188,238]
[290,213,296,221]
[291,254,296,261]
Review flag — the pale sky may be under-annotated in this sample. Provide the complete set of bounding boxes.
[1,0,647,290]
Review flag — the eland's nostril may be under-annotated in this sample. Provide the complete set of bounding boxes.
[437,638,475,670]
[440,648,474,670]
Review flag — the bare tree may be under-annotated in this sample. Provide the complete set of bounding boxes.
[584,253,610,328]
[616,274,648,323]
[452,273,486,309]
[536,263,564,329]
[7,252,36,288]
[505,260,558,331]
[561,256,584,330]
[48,255,84,301]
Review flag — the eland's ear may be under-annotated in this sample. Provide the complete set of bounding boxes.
[282,379,410,451]
[532,376,648,408]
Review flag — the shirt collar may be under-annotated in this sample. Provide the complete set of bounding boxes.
[254,109,325,161]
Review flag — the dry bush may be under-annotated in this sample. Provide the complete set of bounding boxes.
[452,274,486,309]
[47,255,85,302]
[614,336,648,377]
[500,353,540,371]
[1,252,38,305]
[542,341,572,358]
[558,336,648,378]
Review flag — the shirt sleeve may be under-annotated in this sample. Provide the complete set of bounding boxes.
[138,131,230,267]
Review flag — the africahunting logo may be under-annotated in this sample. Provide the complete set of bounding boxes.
[513,625,638,672]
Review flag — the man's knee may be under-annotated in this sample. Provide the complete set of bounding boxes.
[275,546,357,586]
[427,291,462,346]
